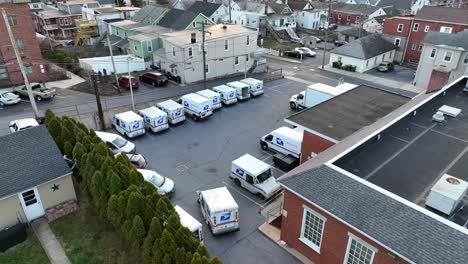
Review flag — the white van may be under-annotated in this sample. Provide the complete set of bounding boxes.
[178,93,213,121]
[138,106,169,133]
[174,205,204,243]
[112,111,146,138]
[212,85,237,105]
[95,131,136,153]
[226,81,250,100]
[260,127,303,159]
[230,154,281,199]
[240,78,264,97]
[197,187,239,235]
[157,100,186,125]
[196,89,222,110]
[9,118,39,133]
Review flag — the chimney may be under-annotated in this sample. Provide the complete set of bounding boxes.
[191,33,196,43]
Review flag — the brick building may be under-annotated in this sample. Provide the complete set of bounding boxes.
[382,6,468,66]
[0,1,47,86]
[268,76,468,264]
[330,4,385,25]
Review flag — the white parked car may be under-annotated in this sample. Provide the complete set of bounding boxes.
[95,131,135,153]
[0,89,21,106]
[294,47,316,57]
[9,118,39,133]
[138,169,175,197]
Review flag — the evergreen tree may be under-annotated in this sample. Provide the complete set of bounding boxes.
[126,192,146,220]
[44,109,56,127]
[166,213,181,235]
[143,234,155,264]
[162,253,173,264]
[174,248,186,264]
[108,171,123,195]
[129,169,144,186]
[116,194,128,226]
[210,256,222,264]
[191,252,202,264]
[152,249,163,264]
[148,217,163,240]
[197,244,210,259]
[63,141,73,159]
[175,227,197,253]
[121,220,132,241]
[155,198,170,221]
[185,252,193,264]
[160,229,177,255]
[201,256,210,264]
[142,182,157,196]
[61,126,74,148]
[129,215,146,247]
[142,196,155,229]
[107,195,120,227]
[72,143,87,168]
[48,117,63,148]
[90,171,104,208]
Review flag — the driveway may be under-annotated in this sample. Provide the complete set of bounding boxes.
[366,65,415,84]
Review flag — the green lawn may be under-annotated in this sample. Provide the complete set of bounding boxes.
[0,229,49,264]
[261,39,301,51]
[49,208,142,264]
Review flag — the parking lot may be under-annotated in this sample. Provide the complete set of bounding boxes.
[366,65,415,84]
[115,78,303,263]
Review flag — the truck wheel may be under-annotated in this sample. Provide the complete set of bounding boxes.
[208,223,213,234]
[152,81,156,86]
[234,179,241,187]
[261,142,268,151]
[257,193,266,200]
[290,102,297,110]
[192,114,198,121]
[0,102,4,107]
[36,96,42,101]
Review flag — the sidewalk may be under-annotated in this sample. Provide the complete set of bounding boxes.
[31,218,70,264]
[323,65,424,94]
[46,64,86,89]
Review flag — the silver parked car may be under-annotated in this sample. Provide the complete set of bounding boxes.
[13,83,56,101]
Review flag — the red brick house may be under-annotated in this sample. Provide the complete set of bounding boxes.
[330,4,386,25]
[274,76,468,264]
[0,1,47,86]
[382,6,468,66]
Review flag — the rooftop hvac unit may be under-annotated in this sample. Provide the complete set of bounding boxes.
[425,174,468,215]
[438,105,462,117]
[432,111,445,122]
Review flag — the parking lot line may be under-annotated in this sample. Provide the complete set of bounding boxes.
[268,88,283,94]
[263,94,270,98]
[222,108,228,112]
[222,181,265,208]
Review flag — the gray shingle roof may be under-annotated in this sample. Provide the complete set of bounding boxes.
[280,165,468,264]
[269,3,292,14]
[331,34,396,59]
[158,9,201,30]
[340,27,368,37]
[287,0,309,11]
[424,30,468,50]
[415,6,468,25]
[377,0,411,10]
[132,5,169,25]
[334,3,380,15]
[186,1,221,17]
[0,126,71,199]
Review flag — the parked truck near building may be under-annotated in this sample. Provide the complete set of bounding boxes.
[196,89,222,110]
[212,85,238,105]
[157,100,186,125]
[112,111,146,138]
[289,82,357,110]
[197,187,239,235]
[178,93,213,121]
[174,205,204,243]
[240,78,264,97]
[227,81,250,100]
[137,106,169,133]
[260,127,303,159]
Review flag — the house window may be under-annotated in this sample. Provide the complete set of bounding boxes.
[147,44,152,52]
[188,47,193,56]
[394,38,401,46]
[16,39,25,49]
[172,47,176,57]
[8,15,17,26]
[347,15,351,21]
[235,56,239,65]
[338,14,342,19]
[411,44,416,50]
[444,51,453,62]
[356,16,360,22]
[246,54,249,62]
[344,235,377,264]
[413,23,419,32]
[366,60,369,67]
[225,39,228,50]
[205,63,209,73]
[246,35,250,45]
[429,48,437,58]
[299,206,326,253]
[418,44,423,51]
[424,25,430,32]
[0,68,8,79]
[464,53,468,64]
[440,26,452,33]
[192,21,196,28]
[397,23,403,32]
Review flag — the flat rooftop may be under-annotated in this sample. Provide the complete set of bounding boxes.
[334,80,468,225]
[286,85,410,141]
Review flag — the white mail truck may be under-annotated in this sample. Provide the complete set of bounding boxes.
[212,85,237,105]
[178,93,213,121]
[196,89,222,110]
[112,111,146,138]
[174,205,204,243]
[157,100,186,125]
[138,106,169,133]
[240,78,264,97]
[260,127,303,159]
[226,81,250,100]
[197,187,239,235]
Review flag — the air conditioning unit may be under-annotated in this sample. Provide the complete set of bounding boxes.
[432,111,445,122]
[438,105,461,117]
[425,174,468,215]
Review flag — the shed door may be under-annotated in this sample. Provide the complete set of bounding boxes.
[19,188,45,222]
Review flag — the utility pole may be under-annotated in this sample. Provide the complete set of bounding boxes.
[198,21,211,89]
[321,0,331,69]
[2,8,40,118]
[127,58,135,111]
[107,25,120,93]
[229,0,232,23]
[91,74,105,130]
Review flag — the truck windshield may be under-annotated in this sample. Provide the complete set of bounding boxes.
[257,169,272,183]
[112,136,128,148]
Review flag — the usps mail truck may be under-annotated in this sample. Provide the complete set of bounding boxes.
[197,187,239,235]
[196,89,222,110]
[240,78,264,97]
[260,127,303,159]
[138,106,169,133]
[178,93,213,121]
[157,100,186,125]
[175,205,204,243]
[112,111,146,138]
[226,81,250,100]
[230,154,281,200]
[212,85,237,105]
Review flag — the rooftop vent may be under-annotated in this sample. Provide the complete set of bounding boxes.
[432,111,445,122]
[425,174,468,215]
[438,105,461,117]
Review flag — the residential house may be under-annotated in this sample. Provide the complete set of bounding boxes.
[382,6,468,66]
[82,6,140,34]
[237,1,296,29]
[337,0,378,5]
[157,8,216,30]
[329,34,396,72]
[128,25,171,66]
[338,27,368,41]
[186,1,228,23]
[414,31,468,91]
[0,1,47,86]
[382,16,413,63]
[0,126,77,230]
[289,0,327,30]
[34,0,100,40]
[109,20,144,51]
[271,76,468,264]
[377,0,430,15]
[330,3,386,25]
[154,24,258,83]
[362,15,390,33]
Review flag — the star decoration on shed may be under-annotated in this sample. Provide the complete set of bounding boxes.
[51,184,60,192]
